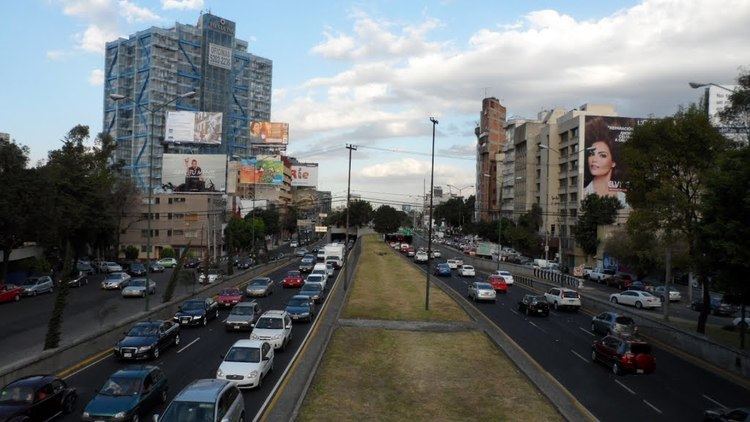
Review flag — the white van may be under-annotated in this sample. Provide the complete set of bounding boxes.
[316,249,326,261]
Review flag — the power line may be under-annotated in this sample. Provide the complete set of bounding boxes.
[355,145,475,161]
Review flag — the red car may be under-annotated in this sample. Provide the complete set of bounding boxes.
[0,284,23,303]
[283,271,304,288]
[487,275,508,294]
[592,335,655,375]
[216,288,243,307]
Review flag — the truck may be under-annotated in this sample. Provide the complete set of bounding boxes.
[324,243,345,269]
[475,242,498,259]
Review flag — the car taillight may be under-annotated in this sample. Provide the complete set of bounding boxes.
[621,352,635,365]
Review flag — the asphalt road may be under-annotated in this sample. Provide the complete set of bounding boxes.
[0,242,298,369]
[58,255,331,421]
[412,238,748,421]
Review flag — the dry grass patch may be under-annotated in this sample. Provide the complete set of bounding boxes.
[344,235,467,321]
[299,327,562,422]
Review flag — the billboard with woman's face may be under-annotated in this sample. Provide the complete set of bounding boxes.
[248,122,289,145]
[583,116,645,208]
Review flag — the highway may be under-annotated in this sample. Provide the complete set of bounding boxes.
[412,238,748,421]
[58,255,328,421]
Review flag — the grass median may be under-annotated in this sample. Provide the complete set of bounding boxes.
[343,235,468,322]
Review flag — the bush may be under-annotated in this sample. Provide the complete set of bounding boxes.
[160,247,176,259]
[124,245,139,260]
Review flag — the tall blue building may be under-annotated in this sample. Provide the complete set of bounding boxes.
[102,13,272,190]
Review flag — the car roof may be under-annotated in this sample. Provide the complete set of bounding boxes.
[559,288,577,292]
[133,320,164,327]
[112,365,158,378]
[9,375,57,387]
[260,310,288,318]
[183,298,205,304]
[234,301,257,307]
[174,379,230,403]
[229,339,264,348]
[251,277,271,281]
[291,295,310,300]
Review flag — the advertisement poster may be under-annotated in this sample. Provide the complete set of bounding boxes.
[161,154,227,192]
[238,157,284,185]
[291,163,318,187]
[165,111,223,144]
[249,122,289,145]
[582,116,645,208]
[208,43,232,70]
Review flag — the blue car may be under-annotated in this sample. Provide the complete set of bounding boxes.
[82,366,168,421]
[286,295,316,322]
[433,263,451,277]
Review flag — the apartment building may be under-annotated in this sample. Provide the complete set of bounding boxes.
[475,97,507,222]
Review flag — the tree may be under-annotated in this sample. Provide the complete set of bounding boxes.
[622,105,730,333]
[160,247,176,259]
[372,205,401,234]
[162,244,192,303]
[258,206,280,238]
[283,206,298,235]
[573,195,623,258]
[348,200,373,227]
[0,138,32,283]
[124,246,139,260]
[719,68,750,144]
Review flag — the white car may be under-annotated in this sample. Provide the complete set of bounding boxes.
[290,240,299,247]
[198,270,222,284]
[468,282,496,302]
[610,290,661,309]
[653,286,682,302]
[101,272,131,289]
[430,250,442,258]
[325,263,335,276]
[102,261,123,273]
[446,259,461,269]
[459,265,476,277]
[250,311,293,350]
[305,274,327,291]
[216,339,274,388]
[544,287,581,311]
[493,270,514,285]
[121,278,156,297]
[414,251,428,262]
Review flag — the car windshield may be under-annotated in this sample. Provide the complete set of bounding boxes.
[464,266,474,270]
[301,284,322,292]
[224,346,260,363]
[106,274,122,280]
[181,301,204,311]
[499,271,511,276]
[161,401,215,422]
[476,283,492,289]
[563,291,579,298]
[307,276,322,283]
[250,280,268,287]
[230,305,254,316]
[287,271,301,277]
[0,386,35,404]
[220,289,241,296]
[99,376,141,396]
[129,279,148,287]
[255,317,283,329]
[628,343,652,354]
[615,316,634,325]
[21,278,38,285]
[604,269,616,275]
[127,325,159,336]
[288,298,309,307]
[639,292,655,297]
[531,296,545,302]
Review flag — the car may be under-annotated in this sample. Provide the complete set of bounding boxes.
[591,335,656,375]
[299,256,316,273]
[518,294,550,316]
[430,250,442,258]
[102,261,124,273]
[0,375,77,420]
[294,248,308,257]
[691,297,736,316]
[316,249,326,261]
[653,285,682,302]
[224,301,262,332]
[468,282,496,302]
[304,274,327,291]
[65,271,89,287]
[20,276,54,296]
[298,282,325,303]
[285,295,316,322]
[121,278,156,298]
[703,407,750,421]
[82,366,168,422]
[282,271,305,288]
[732,317,750,329]
[128,262,147,277]
[493,270,514,285]
[310,265,329,284]
[591,312,637,336]
[486,275,508,294]
[325,263,335,276]
[610,290,661,309]
[290,240,299,248]
[446,259,461,269]
[148,262,165,273]
[217,288,244,307]
[114,320,180,360]
[608,271,636,289]
[173,298,219,326]
[101,272,132,290]
[433,263,451,277]
[626,280,653,292]
[250,310,293,351]
[246,277,274,297]
[157,258,178,268]
[77,261,96,275]
[156,379,244,422]
[459,265,476,277]
[198,269,222,285]
[236,258,253,270]
[184,259,201,269]
[0,284,23,303]
[589,268,615,283]
[544,288,582,311]
[216,340,275,389]
[414,251,429,262]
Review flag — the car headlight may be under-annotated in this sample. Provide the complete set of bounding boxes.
[217,368,224,377]
[249,370,259,378]
[192,315,202,319]
[250,333,259,340]
[138,345,152,352]
[272,334,282,340]
[113,412,127,419]
[82,411,90,418]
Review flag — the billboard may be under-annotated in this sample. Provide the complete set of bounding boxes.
[315,226,328,233]
[238,157,284,185]
[291,163,318,187]
[249,122,289,145]
[208,43,232,70]
[161,154,226,192]
[237,199,268,218]
[165,111,223,144]
[583,116,645,208]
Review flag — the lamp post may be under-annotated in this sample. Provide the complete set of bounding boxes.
[110,90,196,312]
[538,143,559,264]
[446,184,473,232]
[426,117,438,311]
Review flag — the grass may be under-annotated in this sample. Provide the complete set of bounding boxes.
[671,319,745,350]
[343,235,468,322]
[298,327,562,422]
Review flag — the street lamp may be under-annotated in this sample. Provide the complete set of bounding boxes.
[110,90,196,312]
[426,117,438,311]
[446,184,473,231]
[538,143,559,264]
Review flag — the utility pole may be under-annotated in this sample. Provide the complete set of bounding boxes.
[344,144,357,291]
[426,117,438,310]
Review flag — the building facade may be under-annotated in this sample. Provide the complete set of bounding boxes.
[475,97,507,222]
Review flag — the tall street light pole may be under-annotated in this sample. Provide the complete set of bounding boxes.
[538,143,559,264]
[344,144,357,291]
[446,184,473,232]
[426,117,438,311]
[110,90,196,312]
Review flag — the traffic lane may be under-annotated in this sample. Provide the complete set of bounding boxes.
[61,258,332,421]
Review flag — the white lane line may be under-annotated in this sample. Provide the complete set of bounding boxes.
[177,337,200,354]
[63,354,111,380]
[643,399,663,414]
[702,394,727,409]
[615,379,636,395]
[579,327,595,336]
[528,321,547,333]
[570,349,589,363]
[510,309,520,316]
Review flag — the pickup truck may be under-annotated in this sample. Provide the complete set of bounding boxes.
[589,268,615,283]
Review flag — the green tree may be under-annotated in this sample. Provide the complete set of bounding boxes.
[124,245,139,260]
[348,200,373,227]
[718,68,750,143]
[372,205,401,234]
[162,243,192,303]
[0,138,32,283]
[258,206,280,237]
[283,206,298,235]
[573,195,623,258]
[160,247,176,259]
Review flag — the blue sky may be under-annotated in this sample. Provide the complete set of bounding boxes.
[0,0,747,206]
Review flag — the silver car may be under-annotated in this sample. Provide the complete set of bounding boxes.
[21,276,54,296]
[158,379,244,422]
[224,301,262,332]
[468,282,497,302]
[121,278,156,297]
[246,277,274,297]
[101,272,132,290]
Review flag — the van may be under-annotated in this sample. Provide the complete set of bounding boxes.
[316,249,326,261]
[157,379,244,422]
[533,259,550,269]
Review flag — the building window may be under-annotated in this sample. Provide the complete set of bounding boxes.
[571,127,578,138]
[167,230,172,237]
[167,213,172,220]
[141,229,149,238]
[570,209,577,218]
[141,245,150,252]
[174,230,184,236]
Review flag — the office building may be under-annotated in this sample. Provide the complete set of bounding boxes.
[475,97,507,222]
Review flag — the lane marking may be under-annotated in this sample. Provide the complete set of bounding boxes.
[615,379,636,395]
[510,309,520,316]
[579,327,595,336]
[528,321,547,334]
[62,352,111,380]
[702,394,727,409]
[177,337,200,354]
[642,399,663,415]
[57,348,113,379]
[570,349,589,363]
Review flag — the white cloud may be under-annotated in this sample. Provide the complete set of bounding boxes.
[161,0,204,10]
[46,50,68,60]
[359,158,472,181]
[76,24,121,53]
[89,68,104,86]
[119,0,160,22]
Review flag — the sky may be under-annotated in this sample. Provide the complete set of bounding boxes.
[0,0,748,209]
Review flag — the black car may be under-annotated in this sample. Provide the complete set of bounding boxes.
[0,375,77,421]
[691,297,736,316]
[703,407,750,421]
[128,262,147,277]
[114,320,181,361]
[184,259,201,269]
[236,258,253,270]
[518,294,549,316]
[173,298,219,326]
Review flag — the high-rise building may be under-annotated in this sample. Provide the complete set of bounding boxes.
[102,13,272,190]
[475,97,507,222]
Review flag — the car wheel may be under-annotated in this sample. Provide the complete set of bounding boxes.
[32,290,37,296]
[215,309,219,319]
[14,294,20,302]
[554,302,559,311]
[202,317,207,327]
[591,350,597,362]
[635,301,643,309]
[160,389,168,403]
[152,347,160,360]
[174,334,180,346]
[62,393,76,414]
[591,323,597,334]
[132,415,139,422]
[610,297,618,304]
[525,307,530,316]
[612,362,622,375]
